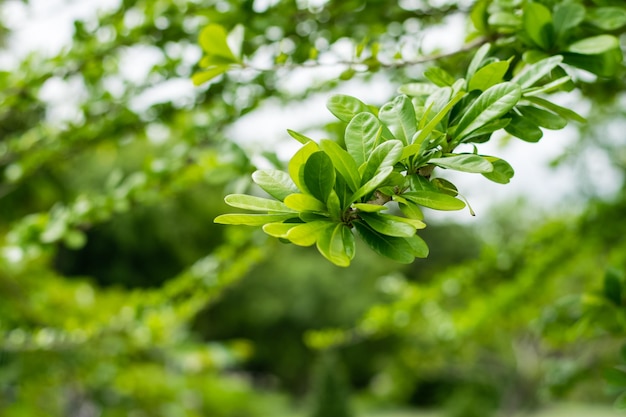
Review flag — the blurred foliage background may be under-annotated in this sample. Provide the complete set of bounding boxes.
[1,0,626,416]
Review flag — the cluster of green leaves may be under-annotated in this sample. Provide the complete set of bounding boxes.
[215,44,584,266]
[473,0,624,77]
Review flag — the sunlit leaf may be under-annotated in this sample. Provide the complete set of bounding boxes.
[198,24,240,63]
[468,60,510,92]
[523,2,554,50]
[402,190,466,211]
[320,139,361,192]
[284,193,327,213]
[429,154,493,174]
[252,170,299,201]
[379,95,417,145]
[286,220,333,246]
[303,151,335,203]
[288,141,319,192]
[360,140,403,184]
[512,56,563,90]
[345,112,383,166]
[224,194,295,212]
[327,94,370,122]
[359,212,416,238]
[214,213,296,225]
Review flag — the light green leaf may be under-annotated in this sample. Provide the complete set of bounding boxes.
[262,222,297,238]
[567,35,620,55]
[523,75,572,96]
[424,67,456,87]
[517,106,567,130]
[378,95,417,145]
[191,66,229,86]
[286,220,333,246]
[429,154,493,174]
[288,141,319,192]
[198,24,240,63]
[354,222,416,264]
[327,190,342,219]
[224,194,295,212]
[524,96,586,123]
[327,94,370,122]
[316,223,355,267]
[252,170,299,201]
[320,139,361,192]
[214,213,296,225]
[587,7,626,31]
[466,43,491,82]
[353,203,388,212]
[359,212,416,238]
[468,61,510,92]
[470,0,489,34]
[454,82,521,140]
[481,157,515,184]
[431,178,459,196]
[504,114,543,142]
[303,151,335,203]
[287,129,314,144]
[398,83,439,96]
[402,190,466,211]
[488,12,521,28]
[350,166,394,203]
[379,213,426,230]
[523,2,554,50]
[284,193,327,213]
[345,112,383,166]
[553,3,585,41]
[512,56,563,89]
[360,140,403,184]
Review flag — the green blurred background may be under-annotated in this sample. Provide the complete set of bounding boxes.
[1,0,626,416]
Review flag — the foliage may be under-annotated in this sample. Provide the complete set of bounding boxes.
[208,0,624,266]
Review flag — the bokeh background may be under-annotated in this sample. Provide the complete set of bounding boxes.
[1,0,626,416]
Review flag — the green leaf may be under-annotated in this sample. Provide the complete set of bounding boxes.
[252,170,299,201]
[284,193,327,213]
[198,24,240,63]
[466,43,491,82]
[191,66,229,86]
[403,92,465,159]
[345,112,383,166]
[606,368,626,387]
[604,269,623,306]
[378,95,417,145]
[523,2,554,50]
[359,212,417,238]
[524,96,586,123]
[481,157,515,184]
[320,139,361,192]
[587,7,626,31]
[553,3,585,42]
[504,114,543,142]
[431,178,459,196]
[286,220,333,246]
[429,154,493,174]
[350,166,394,203]
[563,48,623,77]
[316,223,355,267]
[523,75,573,96]
[214,213,296,225]
[303,151,336,203]
[326,190,342,219]
[288,141,319,192]
[354,222,416,264]
[402,190,466,211]
[262,222,297,238]
[327,94,370,122]
[424,67,456,87]
[516,106,567,130]
[488,12,521,29]
[398,83,439,97]
[287,129,314,144]
[360,140,403,184]
[567,35,620,55]
[353,203,388,212]
[393,196,425,220]
[224,194,295,212]
[469,60,510,92]
[512,56,563,89]
[461,118,511,143]
[454,82,521,140]
[407,234,429,258]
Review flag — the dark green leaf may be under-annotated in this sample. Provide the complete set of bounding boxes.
[288,141,319,192]
[431,178,458,196]
[481,158,515,184]
[524,96,586,123]
[606,368,626,387]
[407,234,429,258]
[505,114,543,142]
[303,151,336,203]
[604,269,623,306]
[517,106,567,130]
[350,166,394,203]
[359,212,417,238]
[320,139,361,192]
[354,222,416,264]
